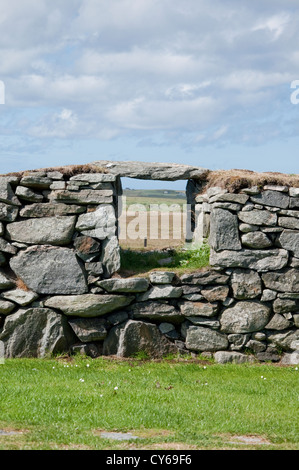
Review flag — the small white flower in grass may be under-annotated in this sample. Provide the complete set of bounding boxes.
[114,386,118,391]
[79,378,85,383]
[86,364,90,368]
[295,367,298,371]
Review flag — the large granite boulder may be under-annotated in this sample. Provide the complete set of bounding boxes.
[185,326,228,352]
[103,319,178,357]
[220,301,270,334]
[0,308,76,358]
[6,216,76,246]
[10,246,88,295]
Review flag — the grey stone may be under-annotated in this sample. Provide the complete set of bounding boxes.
[68,317,108,342]
[0,308,75,358]
[278,230,299,257]
[76,204,116,239]
[0,178,21,206]
[210,248,288,272]
[265,314,291,331]
[220,301,270,334]
[273,298,298,314]
[241,231,272,249]
[15,186,43,202]
[186,316,220,329]
[106,311,129,326]
[209,193,249,204]
[98,278,149,293]
[289,198,299,209]
[241,187,260,195]
[20,203,85,218]
[200,285,229,302]
[130,301,183,323]
[0,238,18,255]
[289,188,299,197]
[179,301,218,318]
[50,181,66,190]
[261,289,277,302]
[279,209,299,218]
[280,352,299,365]
[45,294,134,317]
[214,351,254,364]
[100,236,121,277]
[267,330,299,351]
[70,173,116,183]
[182,293,204,301]
[278,217,299,230]
[47,171,64,180]
[159,323,176,334]
[20,175,52,189]
[209,208,241,251]
[263,185,289,192]
[290,257,299,268]
[186,326,228,352]
[211,202,242,212]
[250,190,289,209]
[180,271,230,285]
[0,202,19,222]
[50,189,113,205]
[238,210,277,226]
[6,216,76,246]
[0,299,15,315]
[149,271,175,284]
[0,271,14,290]
[2,289,39,306]
[227,333,250,351]
[293,314,299,327]
[262,269,299,293]
[93,160,208,181]
[84,262,104,276]
[239,223,260,233]
[10,246,88,295]
[137,285,183,301]
[230,269,262,299]
[103,320,178,357]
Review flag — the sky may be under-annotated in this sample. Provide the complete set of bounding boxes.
[0,0,299,189]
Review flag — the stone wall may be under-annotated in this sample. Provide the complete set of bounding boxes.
[0,166,299,365]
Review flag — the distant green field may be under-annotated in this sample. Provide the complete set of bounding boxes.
[122,189,186,211]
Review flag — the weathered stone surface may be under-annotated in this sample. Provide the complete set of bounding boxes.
[238,210,277,226]
[0,238,18,255]
[2,288,38,306]
[0,178,20,206]
[0,299,15,315]
[241,231,272,249]
[220,301,270,333]
[273,298,298,314]
[15,186,43,202]
[93,160,208,181]
[186,326,228,352]
[10,246,88,295]
[68,317,108,342]
[98,278,149,293]
[0,271,14,289]
[262,269,299,293]
[0,202,19,222]
[180,271,230,285]
[265,314,291,331]
[73,236,101,262]
[210,248,289,272]
[0,308,76,358]
[267,329,299,351]
[100,236,121,277]
[278,217,299,230]
[137,285,183,301]
[85,261,103,276]
[131,301,183,323]
[250,190,289,209]
[6,216,76,246]
[230,269,262,299]
[20,175,52,189]
[70,173,116,183]
[76,204,116,239]
[289,198,299,209]
[261,289,277,302]
[209,208,241,251]
[20,203,85,218]
[179,301,218,318]
[239,223,260,233]
[186,316,220,329]
[214,351,254,364]
[103,320,178,357]
[200,285,229,302]
[45,294,134,317]
[228,333,250,351]
[149,271,175,284]
[50,189,113,205]
[209,193,249,204]
[278,230,299,257]
[280,352,299,365]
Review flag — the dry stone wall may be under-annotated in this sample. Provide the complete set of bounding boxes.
[0,167,299,365]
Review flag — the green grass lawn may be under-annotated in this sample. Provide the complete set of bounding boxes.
[0,357,298,450]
